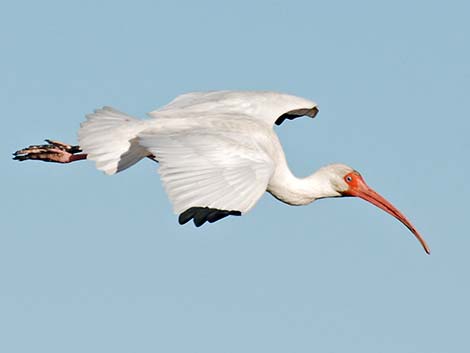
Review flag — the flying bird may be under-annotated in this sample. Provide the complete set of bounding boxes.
[14,91,430,254]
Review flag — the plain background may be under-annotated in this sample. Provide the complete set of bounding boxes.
[1,1,469,352]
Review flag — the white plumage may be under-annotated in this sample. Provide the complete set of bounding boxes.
[78,90,320,218]
[147,90,317,126]
[138,117,275,214]
[79,107,148,174]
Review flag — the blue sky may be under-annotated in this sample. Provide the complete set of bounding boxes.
[1,1,469,352]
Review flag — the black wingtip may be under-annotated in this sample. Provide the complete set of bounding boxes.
[178,207,241,227]
[275,106,319,126]
[178,209,195,225]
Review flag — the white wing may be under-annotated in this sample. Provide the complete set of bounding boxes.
[147,91,319,127]
[138,117,275,225]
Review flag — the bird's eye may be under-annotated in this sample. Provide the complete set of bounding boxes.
[345,175,353,183]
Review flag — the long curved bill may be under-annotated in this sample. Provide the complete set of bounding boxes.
[348,178,430,254]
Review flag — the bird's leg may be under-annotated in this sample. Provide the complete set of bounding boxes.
[13,139,87,164]
[14,139,159,164]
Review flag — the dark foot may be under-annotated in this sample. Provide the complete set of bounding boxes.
[13,139,86,163]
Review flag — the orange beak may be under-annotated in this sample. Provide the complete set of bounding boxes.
[344,173,430,254]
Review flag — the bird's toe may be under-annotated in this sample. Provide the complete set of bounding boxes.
[13,141,78,163]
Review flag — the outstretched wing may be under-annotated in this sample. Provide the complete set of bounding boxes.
[138,118,275,226]
[147,91,319,127]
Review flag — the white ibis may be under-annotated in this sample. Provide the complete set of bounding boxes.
[14,91,430,254]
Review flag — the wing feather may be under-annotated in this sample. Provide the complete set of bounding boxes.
[147,91,318,127]
[138,119,275,215]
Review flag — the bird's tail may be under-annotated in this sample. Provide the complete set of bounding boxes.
[78,107,149,175]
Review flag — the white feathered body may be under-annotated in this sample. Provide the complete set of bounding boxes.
[77,91,338,218]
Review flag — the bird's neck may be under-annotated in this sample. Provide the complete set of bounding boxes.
[267,165,338,206]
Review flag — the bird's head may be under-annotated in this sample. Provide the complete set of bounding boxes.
[316,163,430,254]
